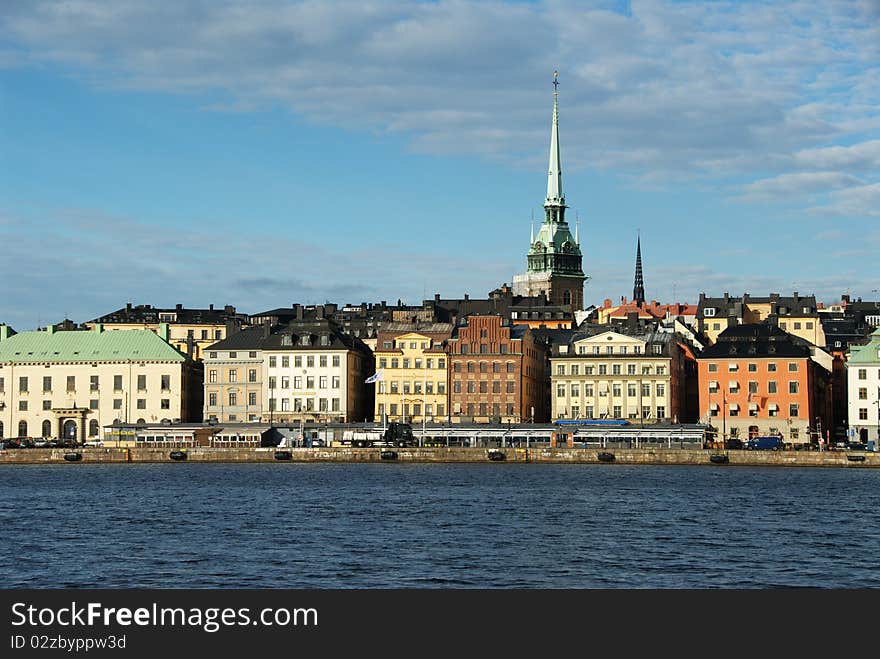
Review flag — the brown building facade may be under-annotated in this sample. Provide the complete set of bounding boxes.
[447,315,547,424]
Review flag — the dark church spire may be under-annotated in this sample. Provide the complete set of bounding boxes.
[633,233,645,307]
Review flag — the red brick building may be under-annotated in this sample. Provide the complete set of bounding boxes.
[447,315,547,423]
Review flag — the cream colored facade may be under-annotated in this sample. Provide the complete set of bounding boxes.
[204,349,264,423]
[374,332,449,424]
[0,328,187,443]
[84,321,230,362]
[264,348,368,424]
[550,330,683,422]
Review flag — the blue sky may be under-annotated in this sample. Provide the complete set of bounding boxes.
[1,0,879,330]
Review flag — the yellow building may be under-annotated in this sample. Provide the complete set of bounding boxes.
[85,302,247,362]
[373,326,452,424]
[696,293,825,347]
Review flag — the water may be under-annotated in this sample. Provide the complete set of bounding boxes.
[1,463,878,588]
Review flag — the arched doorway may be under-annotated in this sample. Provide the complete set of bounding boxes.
[18,420,27,437]
[42,420,52,438]
[89,419,99,437]
[63,419,78,442]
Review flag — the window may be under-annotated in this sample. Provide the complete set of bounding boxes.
[403,382,411,394]
[642,383,650,397]
[229,392,237,406]
[728,363,738,372]
[858,388,867,400]
[656,384,665,397]
[627,364,636,375]
[613,405,622,418]
[281,356,289,368]
[612,384,621,397]
[571,364,579,376]
[229,351,237,358]
[248,369,257,383]
[467,362,475,373]
[789,403,799,417]
[269,376,277,389]
[507,363,515,373]
[467,382,475,393]
[709,381,718,393]
[612,365,621,375]
[307,356,315,368]
[306,376,314,389]
[209,370,217,383]
[161,374,171,390]
[598,365,607,375]
[249,392,257,406]
[282,376,290,389]
[269,356,277,368]
[113,398,122,410]
[453,381,461,394]
[557,365,565,375]
[249,351,257,359]
[768,381,777,394]
[858,369,867,380]
[137,375,146,391]
[788,362,798,372]
[585,366,594,375]
[620,346,628,355]
[332,355,340,367]
[137,399,146,409]
[332,376,340,388]
[228,369,237,382]
[557,384,566,398]
[438,383,446,394]
[506,382,515,393]
[19,400,28,411]
[704,308,716,317]
[748,381,758,395]
[729,381,739,393]
[570,383,579,397]
[859,408,868,420]
[606,346,613,355]
[391,358,399,369]
[320,356,328,367]
[438,359,446,369]
[653,345,663,355]
[89,399,98,410]
[19,376,28,392]
[768,363,777,372]
[585,384,594,397]
[480,363,488,373]
[656,406,665,419]
[112,374,122,391]
[708,363,718,373]
[209,352,217,359]
[628,383,637,397]
[42,376,52,392]
[789,381,799,394]
[161,399,170,409]
[391,381,399,394]
[319,376,328,389]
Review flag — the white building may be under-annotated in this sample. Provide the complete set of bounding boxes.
[846,327,880,446]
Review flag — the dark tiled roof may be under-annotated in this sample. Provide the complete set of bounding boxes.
[698,324,812,359]
[205,326,272,351]
[91,303,245,325]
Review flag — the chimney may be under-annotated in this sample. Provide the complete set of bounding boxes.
[435,293,440,302]
[46,325,55,335]
[126,302,132,312]
[176,303,183,311]
[93,323,103,333]
[225,319,238,338]
[842,294,850,304]
[209,304,214,311]
[224,305,235,315]
[296,305,304,320]
[263,319,271,338]
[316,305,324,319]
[464,293,469,300]
[158,323,170,343]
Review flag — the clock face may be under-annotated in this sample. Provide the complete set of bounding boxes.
[534,241,544,250]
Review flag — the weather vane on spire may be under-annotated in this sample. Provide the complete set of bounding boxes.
[553,70,559,97]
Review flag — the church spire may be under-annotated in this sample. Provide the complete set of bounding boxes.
[544,70,564,219]
[633,232,645,307]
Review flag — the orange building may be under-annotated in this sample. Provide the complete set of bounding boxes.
[697,324,832,446]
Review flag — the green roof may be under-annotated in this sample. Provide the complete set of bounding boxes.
[0,328,186,363]
[847,328,880,364]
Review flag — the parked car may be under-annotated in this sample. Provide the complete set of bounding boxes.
[33,438,49,448]
[846,441,868,451]
[725,437,744,450]
[745,436,784,450]
[83,440,104,447]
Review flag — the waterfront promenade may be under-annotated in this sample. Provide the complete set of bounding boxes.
[0,446,876,467]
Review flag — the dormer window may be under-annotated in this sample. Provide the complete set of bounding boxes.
[320,335,330,346]
[281,335,292,346]
[300,335,310,346]
[704,308,715,317]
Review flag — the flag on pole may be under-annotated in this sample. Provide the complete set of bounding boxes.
[365,369,384,384]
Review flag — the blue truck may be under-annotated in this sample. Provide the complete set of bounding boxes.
[745,436,784,450]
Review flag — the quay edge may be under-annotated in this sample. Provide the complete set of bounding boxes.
[0,447,877,467]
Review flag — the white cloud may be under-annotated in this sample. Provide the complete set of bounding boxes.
[1,0,877,191]
[739,172,865,202]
